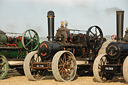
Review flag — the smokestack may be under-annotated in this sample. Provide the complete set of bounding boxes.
[47,11,55,41]
[116,11,124,42]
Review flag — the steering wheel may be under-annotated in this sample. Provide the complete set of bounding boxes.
[86,26,103,52]
[22,29,39,51]
[111,34,116,40]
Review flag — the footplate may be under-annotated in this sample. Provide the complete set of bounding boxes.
[102,64,121,73]
[32,62,52,70]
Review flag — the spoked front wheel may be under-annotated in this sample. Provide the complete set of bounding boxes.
[52,51,77,82]
[24,51,47,81]
[0,55,8,80]
[93,54,114,82]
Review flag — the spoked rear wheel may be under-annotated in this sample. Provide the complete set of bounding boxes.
[24,51,47,81]
[93,54,114,82]
[0,55,8,80]
[52,51,77,82]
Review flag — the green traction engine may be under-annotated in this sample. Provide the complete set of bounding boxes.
[0,29,39,79]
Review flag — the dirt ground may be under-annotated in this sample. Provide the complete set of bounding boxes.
[0,69,127,85]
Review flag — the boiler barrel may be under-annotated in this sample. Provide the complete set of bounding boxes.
[106,42,128,59]
[38,41,62,59]
[38,41,85,59]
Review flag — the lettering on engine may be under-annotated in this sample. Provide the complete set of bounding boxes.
[105,67,114,70]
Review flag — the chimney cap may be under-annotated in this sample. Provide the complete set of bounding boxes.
[47,11,55,17]
[116,11,124,14]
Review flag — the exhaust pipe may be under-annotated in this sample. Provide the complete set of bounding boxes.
[116,11,124,42]
[47,11,55,41]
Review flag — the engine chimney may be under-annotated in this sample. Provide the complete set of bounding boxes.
[47,11,55,41]
[116,11,124,42]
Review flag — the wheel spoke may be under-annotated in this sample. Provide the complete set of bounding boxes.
[33,34,37,39]
[94,40,98,48]
[60,58,65,64]
[67,57,71,62]
[25,40,31,47]
[66,69,70,77]
[58,64,63,67]
[28,30,32,39]
[100,58,104,65]
[31,42,34,50]
[64,69,70,77]
[33,40,37,44]
[66,72,70,77]
[95,28,97,35]
[62,69,66,79]
[59,68,64,74]
[65,57,72,65]
[98,34,100,37]
[66,62,71,66]
[90,31,95,36]
[59,60,63,66]
[67,66,73,69]
[63,54,67,63]
[35,56,40,62]
[33,34,36,39]
[102,58,106,65]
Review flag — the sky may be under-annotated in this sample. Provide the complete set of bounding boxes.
[0,0,128,37]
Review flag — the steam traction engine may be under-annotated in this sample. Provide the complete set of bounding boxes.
[93,11,128,82]
[0,29,39,80]
[24,11,104,81]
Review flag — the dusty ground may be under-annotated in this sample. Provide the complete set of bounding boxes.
[0,69,127,85]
